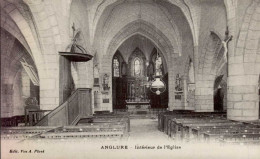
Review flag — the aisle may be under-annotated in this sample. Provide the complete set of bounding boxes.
[128,118,169,142]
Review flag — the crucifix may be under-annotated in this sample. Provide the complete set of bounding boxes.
[222,26,233,76]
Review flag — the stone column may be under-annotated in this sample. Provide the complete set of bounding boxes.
[226,1,260,121]
[227,75,259,121]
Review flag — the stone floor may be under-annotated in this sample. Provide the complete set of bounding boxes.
[128,118,169,142]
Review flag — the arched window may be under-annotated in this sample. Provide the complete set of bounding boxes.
[129,48,145,77]
[113,57,120,77]
[134,58,141,76]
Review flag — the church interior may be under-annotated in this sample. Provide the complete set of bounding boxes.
[1,0,260,157]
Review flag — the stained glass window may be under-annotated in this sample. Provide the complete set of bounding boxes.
[134,58,141,76]
[113,57,120,77]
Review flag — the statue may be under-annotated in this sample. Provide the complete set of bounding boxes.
[175,74,183,91]
[188,58,195,83]
[155,56,162,76]
[102,74,110,91]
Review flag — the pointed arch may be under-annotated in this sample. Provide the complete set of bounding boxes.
[112,50,125,77]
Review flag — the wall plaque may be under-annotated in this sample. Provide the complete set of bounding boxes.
[175,95,182,100]
[103,99,109,103]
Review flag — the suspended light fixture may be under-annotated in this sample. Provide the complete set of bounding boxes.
[144,1,166,95]
[149,49,166,95]
[151,76,165,95]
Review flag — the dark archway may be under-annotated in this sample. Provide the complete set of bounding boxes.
[214,75,225,112]
[112,51,127,109]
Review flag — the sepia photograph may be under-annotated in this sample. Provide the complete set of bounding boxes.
[1,0,260,158]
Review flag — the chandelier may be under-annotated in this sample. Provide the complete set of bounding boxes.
[145,49,166,95]
[143,2,166,95]
[150,76,166,95]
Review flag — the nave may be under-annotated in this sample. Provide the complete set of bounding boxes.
[2,110,260,143]
[2,112,260,159]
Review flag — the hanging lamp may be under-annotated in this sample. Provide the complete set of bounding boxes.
[150,49,166,95]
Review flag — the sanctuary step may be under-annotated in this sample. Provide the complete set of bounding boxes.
[114,108,167,117]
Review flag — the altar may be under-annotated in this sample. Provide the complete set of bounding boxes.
[125,76,151,113]
[125,99,151,113]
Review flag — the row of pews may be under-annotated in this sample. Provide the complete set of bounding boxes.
[1,112,130,141]
[158,111,260,144]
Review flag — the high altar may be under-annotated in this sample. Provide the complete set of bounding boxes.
[125,77,150,112]
[124,48,151,112]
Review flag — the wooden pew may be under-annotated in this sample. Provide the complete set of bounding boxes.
[2,113,130,141]
[172,120,260,144]
[40,131,124,139]
[39,125,127,139]
[162,112,202,134]
[166,114,225,137]
[75,122,129,134]
[202,129,260,142]
[175,121,239,140]
[79,114,130,132]
[182,120,260,142]
[158,111,225,134]
[1,126,58,140]
[168,118,230,139]
[158,111,173,132]
[219,133,260,144]
[243,120,260,127]
[104,116,130,129]
[158,111,260,144]
[158,110,194,132]
[189,124,258,141]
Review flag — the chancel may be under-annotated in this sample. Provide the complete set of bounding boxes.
[1,0,260,157]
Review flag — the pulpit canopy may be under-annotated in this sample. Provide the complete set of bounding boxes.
[59,43,93,62]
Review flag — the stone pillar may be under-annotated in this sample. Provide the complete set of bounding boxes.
[227,75,259,121]
[226,0,260,121]
[183,78,188,108]
[194,83,214,112]
[193,45,214,112]
[169,55,178,110]
[100,54,113,112]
